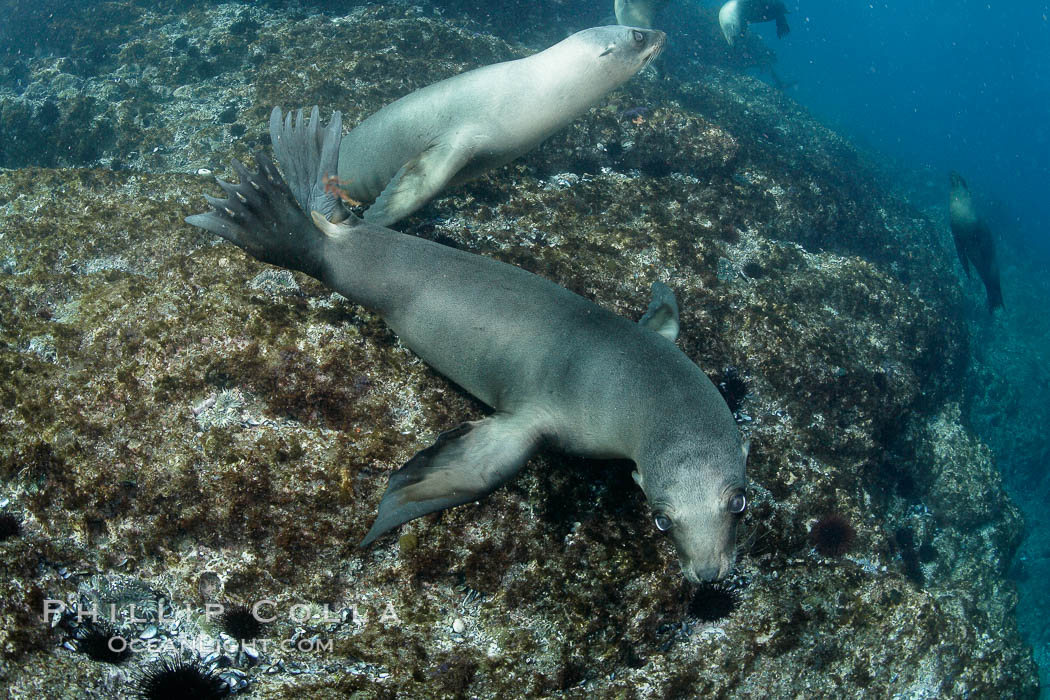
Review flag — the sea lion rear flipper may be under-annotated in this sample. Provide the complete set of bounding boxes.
[269,106,344,221]
[364,139,472,227]
[639,281,680,341]
[360,412,544,546]
[775,12,790,38]
[185,151,328,279]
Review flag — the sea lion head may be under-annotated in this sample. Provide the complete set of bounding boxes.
[949,171,974,217]
[583,25,666,76]
[634,438,749,582]
[719,0,744,46]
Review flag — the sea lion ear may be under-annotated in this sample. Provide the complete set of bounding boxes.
[638,281,680,341]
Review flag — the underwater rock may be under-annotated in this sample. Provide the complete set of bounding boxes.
[0,3,1037,698]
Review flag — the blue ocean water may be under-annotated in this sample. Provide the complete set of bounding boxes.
[767,1,1050,260]
[751,1,1050,692]
[0,0,1046,694]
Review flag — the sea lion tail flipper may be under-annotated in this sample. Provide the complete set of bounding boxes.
[269,106,344,221]
[363,140,471,228]
[775,10,790,38]
[185,151,330,279]
[639,281,680,341]
[360,412,544,546]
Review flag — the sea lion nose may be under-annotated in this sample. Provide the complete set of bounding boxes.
[685,561,722,583]
[683,551,735,582]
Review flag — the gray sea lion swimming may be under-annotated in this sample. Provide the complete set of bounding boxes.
[718,0,790,47]
[186,136,747,584]
[949,172,1004,312]
[271,25,665,228]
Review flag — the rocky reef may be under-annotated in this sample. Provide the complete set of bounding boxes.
[0,2,1038,698]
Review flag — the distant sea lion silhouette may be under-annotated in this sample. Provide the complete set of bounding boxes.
[718,0,790,47]
[186,137,749,584]
[614,0,670,29]
[271,26,665,228]
[949,172,1004,312]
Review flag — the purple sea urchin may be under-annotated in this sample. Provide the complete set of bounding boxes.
[73,622,131,664]
[134,657,229,700]
[716,366,749,414]
[218,603,262,642]
[810,513,856,557]
[688,583,739,622]
[0,512,22,541]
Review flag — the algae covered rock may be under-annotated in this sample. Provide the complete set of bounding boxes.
[0,3,1037,699]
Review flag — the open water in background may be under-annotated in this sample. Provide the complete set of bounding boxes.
[768,1,1050,261]
[755,1,1050,693]
[1,0,1047,693]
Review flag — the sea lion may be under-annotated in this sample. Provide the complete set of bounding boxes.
[949,172,1004,312]
[271,25,665,228]
[185,131,748,584]
[614,0,670,29]
[718,0,790,47]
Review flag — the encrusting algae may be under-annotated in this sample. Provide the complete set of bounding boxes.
[0,2,1037,698]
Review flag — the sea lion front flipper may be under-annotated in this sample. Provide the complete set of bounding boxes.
[360,412,545,546]
[638,281,680,341]
[364,138,472,227]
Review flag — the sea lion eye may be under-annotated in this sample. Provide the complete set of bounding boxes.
[654,513,673,531]
[728,491,747,515]
[632,30,645,44]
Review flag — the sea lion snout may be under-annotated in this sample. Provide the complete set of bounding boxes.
[674,525,739,582]
[682,551,735,583]
[641,29,667,66]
